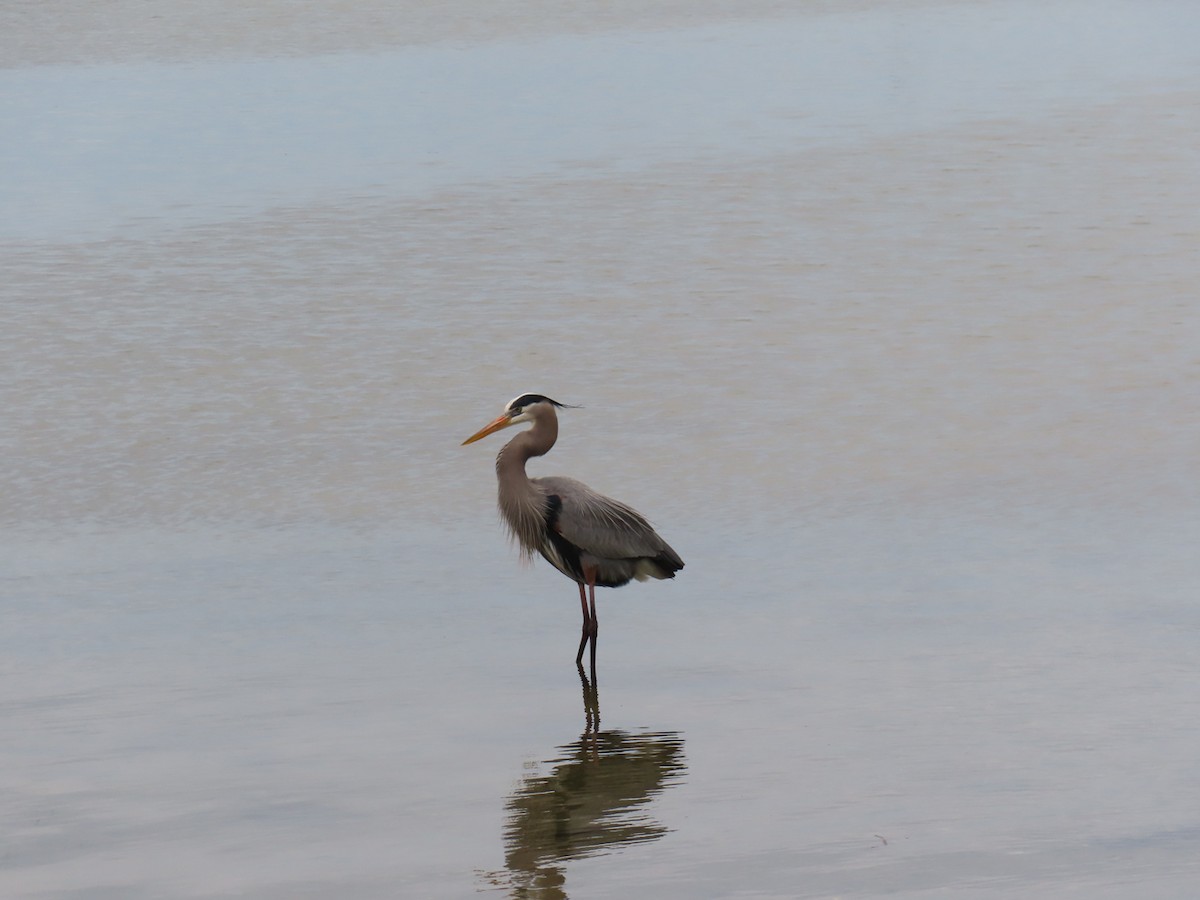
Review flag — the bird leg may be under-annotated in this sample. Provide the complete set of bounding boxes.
[575,568,600,665]
[587,575,598,638]
[575,581,591,664]
[585,567,598,672]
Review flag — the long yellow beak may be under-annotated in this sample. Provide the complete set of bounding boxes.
[462,413,514,445]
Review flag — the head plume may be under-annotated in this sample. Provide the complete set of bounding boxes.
[505,394,580,414]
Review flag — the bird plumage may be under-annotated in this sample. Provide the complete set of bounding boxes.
[535,475,682,587]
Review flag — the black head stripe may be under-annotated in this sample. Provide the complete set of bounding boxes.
[508,393,564,412]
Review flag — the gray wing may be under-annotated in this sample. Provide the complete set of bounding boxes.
[534,475,681,565]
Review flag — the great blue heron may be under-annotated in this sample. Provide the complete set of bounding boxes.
[462,394,684,664]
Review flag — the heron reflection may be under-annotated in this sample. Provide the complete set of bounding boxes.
[485,664,686,899]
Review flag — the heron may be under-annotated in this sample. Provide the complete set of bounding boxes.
[462,393,684,664]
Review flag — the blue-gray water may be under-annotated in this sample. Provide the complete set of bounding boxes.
[4,1,1200,897]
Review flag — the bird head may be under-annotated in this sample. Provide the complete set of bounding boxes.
[461,394,572,445]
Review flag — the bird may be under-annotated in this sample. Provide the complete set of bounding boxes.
[462,393,684,665]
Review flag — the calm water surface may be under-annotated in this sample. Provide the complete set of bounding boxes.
[4,1,1200,897]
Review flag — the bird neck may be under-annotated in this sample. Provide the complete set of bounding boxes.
[496,409,557,472]
[495,416,558,558]
[495,417,556,481]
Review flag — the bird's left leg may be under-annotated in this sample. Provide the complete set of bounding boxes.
[586,569,598,639]
[575,581,590,665]
[585,566,599,672]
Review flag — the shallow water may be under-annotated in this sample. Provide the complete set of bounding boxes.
[4,1,1200,897]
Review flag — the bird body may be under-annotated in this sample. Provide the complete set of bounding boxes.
[532,475,681,588]
[463,394,683,662]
